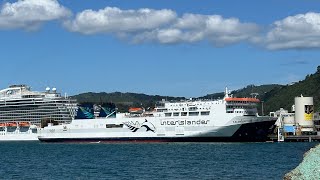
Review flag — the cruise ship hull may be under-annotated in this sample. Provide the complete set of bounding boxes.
[38,118,276,143]
[0,128,42,141]
[0,134,38,141]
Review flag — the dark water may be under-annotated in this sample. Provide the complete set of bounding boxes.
[0,142,317,180]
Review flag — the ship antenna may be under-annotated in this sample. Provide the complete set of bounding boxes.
[224,87,229,98]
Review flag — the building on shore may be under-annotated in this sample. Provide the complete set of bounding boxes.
[270,95,320,142]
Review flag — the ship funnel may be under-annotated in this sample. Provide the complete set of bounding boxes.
[98,103,116,118]
[75,103,95,119]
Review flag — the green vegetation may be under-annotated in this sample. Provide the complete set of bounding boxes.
[263,66,320,113]
[72,92,185,112]
[200,84,283,100]
[72,66,320,114]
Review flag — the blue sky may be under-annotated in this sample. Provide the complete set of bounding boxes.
[0,0,320,97]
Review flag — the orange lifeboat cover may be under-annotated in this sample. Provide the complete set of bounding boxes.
[6,122,17,127]
[225,97,260,103]
[129,107,143,113]
[19,122,30,126]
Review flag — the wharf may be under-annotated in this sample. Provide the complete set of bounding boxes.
[269,135,320,142]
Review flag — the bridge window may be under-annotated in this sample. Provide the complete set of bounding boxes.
[173,112,180,116]
[201,111,210,116]
[189,112,199,116]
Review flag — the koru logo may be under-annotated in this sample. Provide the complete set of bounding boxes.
[124,119,156,133]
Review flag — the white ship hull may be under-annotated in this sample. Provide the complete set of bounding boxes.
[38,114,276,142]
[0,87,275,142]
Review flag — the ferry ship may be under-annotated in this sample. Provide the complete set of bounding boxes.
[38,88,276,142]
[0,85,77,141]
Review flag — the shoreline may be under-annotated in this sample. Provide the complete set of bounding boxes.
[284,144,320,179]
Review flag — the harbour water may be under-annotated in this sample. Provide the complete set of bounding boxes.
[0,142,317,180]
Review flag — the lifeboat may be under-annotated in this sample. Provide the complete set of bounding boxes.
[225,97,260,103]
[19,122,30,127]
[0,123,6,127]
[129,107,144,114]
[6,122,17,127]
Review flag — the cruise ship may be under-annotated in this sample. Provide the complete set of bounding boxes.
[38,88,277,142]
[0,85,77,141]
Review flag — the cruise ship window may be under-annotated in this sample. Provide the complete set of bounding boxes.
[165,113,172,117]
[181,112,188,116]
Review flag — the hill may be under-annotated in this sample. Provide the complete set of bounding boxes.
[200,84,283,100]
[72,85,282,113]
[263,66,320,113]
[72,92,185,112]
[72,66,320,114]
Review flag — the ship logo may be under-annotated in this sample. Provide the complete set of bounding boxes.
[81,107,95,119]
[124,119,156,133]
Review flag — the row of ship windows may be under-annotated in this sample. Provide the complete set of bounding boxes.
[0,113,68,116]
[0,109,68,114]
[157,107,210,112]
[226,111,245,113]
[0,116,70,119]
[227,101,254,104]
[164,111,210,117]
[226,106,252,109]
[168,103,213,107]
[0,107,67,110]
[0,118,65,121]
[0,100,69,103]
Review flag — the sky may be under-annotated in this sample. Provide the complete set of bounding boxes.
[0,0,320,97]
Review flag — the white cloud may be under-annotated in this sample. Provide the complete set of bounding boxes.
[156,29,182,43]
[134,14,259,45]
[65,7,259,46]
[2,2,320,50]
[65,7,177,34]
[0,0,71,30]
[63,8,320,49]
[265,12,320,50]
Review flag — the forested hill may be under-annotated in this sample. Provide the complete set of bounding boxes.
[200,84,283,100]
[72,66,320,113]
[71,92,185,112]
[71,85,283,113]
[263,66,320,113]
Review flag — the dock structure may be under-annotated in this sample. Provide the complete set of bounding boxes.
[269,134,320,142]
[269,95,320,142]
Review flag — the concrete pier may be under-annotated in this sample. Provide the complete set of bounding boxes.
[269,135,320,142]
